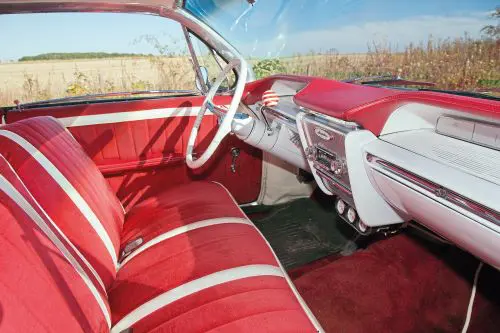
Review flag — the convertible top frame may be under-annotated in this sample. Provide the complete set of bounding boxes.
[0,0,175,14]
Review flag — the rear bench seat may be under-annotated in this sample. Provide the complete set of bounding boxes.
[0,116,322,333]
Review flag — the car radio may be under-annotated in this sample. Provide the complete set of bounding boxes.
[298,113,359,204]
[297,112,373,233]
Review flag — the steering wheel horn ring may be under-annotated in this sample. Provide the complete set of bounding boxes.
[186,59,248,169]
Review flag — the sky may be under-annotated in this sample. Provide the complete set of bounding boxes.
[0,0,498,61]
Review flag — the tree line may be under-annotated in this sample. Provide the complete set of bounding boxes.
[19,52,151,62]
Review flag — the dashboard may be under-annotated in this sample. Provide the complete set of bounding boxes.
[233,75,500,269]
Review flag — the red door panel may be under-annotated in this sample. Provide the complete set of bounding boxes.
[7,96,262,208]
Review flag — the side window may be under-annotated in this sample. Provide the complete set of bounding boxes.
[0,13,197,107]
[188,32,236,91]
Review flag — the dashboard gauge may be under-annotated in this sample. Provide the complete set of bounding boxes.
[336,199,346,215]
[347,207,357,223]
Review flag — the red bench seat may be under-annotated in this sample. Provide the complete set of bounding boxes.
[0,116,322,332]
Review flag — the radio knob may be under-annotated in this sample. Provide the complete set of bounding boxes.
[305,146,316,161]
[330,160,347,175]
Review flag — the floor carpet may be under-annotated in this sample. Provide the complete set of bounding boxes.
[293,232,500,333]
[244,198,356,270]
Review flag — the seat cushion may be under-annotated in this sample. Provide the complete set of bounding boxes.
[110,181,321,332]
[0,116,124,288]
[111,215,319,332]
[120,181,245,257]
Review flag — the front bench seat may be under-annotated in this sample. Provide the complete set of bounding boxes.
[0,116,322,332]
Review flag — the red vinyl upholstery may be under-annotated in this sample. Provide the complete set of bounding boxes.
[7,96,263,208]
[0,117,124,288]
[120,181,246,250]
[0,116,321,332]
[0,156,110,332]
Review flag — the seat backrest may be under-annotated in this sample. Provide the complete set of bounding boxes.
[0,116,124,288]
[0,155,110,332]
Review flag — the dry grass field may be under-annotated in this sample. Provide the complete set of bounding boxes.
[278,38,500,91]
[0,56,196,106]
[0,37,498,106]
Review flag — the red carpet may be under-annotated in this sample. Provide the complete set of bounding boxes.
[292,233,500,333]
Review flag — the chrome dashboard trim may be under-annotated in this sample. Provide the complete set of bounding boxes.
[316,168,352,196]
[298,112,356,201]
[252,101,363,134]
[255,103,362,131]
[368,154,500,227]
[261,106,298,130]
[299,107,361,130]
[436,115,500,151]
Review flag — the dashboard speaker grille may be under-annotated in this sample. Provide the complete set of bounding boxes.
[432,143,500,182]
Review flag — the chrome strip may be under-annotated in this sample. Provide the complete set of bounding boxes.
[208,103,228,117]
[239,201,259,208]
[183,25,208,94]
[300,107,361,130]
[170,8,255,81]
[436,115,500,152]
[368,154,500,226]
[316,168,352,195]
[262,106,298,130]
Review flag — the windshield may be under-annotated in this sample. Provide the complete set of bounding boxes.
[185,0,499,95]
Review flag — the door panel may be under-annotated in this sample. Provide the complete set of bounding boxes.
[7,96,262,209]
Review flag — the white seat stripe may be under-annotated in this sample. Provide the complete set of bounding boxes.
[212,181,324,333]
[111,264,283,333]
[0,130,118,268]
[0,175,111,328]
[119,217,252,268]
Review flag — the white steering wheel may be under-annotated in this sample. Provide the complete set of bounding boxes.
[186,59,247,169]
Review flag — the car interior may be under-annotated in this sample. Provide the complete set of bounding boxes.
[0,1,499,333]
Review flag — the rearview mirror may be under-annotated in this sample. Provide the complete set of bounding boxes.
[195,66,209,92]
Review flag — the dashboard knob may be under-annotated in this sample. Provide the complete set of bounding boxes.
[358,220,368,233]
[330,160,347,175]
[347,207,357,224]
[305,146,316,161]
[336,199,346,215]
